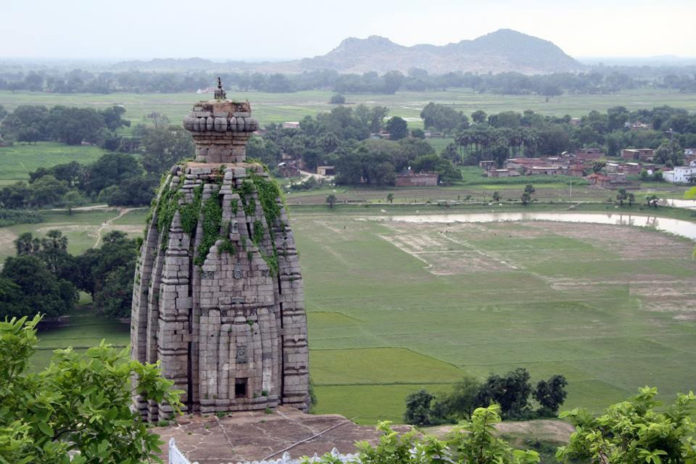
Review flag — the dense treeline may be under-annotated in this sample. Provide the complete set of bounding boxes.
[0,104,129,144]
[2,66,696,95]
[0,103,194,208]
[249,105,461,185]
[432,104,696,167]
[404,369,567,426]
[2,102,696,200]
[0,230,136,319]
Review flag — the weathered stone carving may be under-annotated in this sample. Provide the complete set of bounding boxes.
[131,84,309,421]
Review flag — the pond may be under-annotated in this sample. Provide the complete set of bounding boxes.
[368,212,696,241]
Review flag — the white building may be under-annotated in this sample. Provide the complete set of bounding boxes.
[663,164,696,183]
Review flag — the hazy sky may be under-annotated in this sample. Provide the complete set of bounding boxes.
[1,0,694,60]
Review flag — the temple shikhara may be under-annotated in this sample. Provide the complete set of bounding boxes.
[130,80,309,421]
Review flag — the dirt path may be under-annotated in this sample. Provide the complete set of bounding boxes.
[93,207,135,248]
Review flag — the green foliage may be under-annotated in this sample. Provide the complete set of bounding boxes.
[355,421,421,464]
[477,368,533,420]
[420,102,470,133]
[533,375,568,417]
[195,192,223,266]
[240,180,257,216]
[218,239,236,256]
[180,184,203,235]
[557,387,696,463]
[154,176,178,249]
[431,376,483,424]
[319,410,539,464]
[252,220,265,245]
[330,94,346,104]
[386,116,408,140]
[326,194,337,208]
[0,315,182,463]
[77,230,137,318]
[0,255,76,319]
[646,194,660,208]
[0,209,42,226]
[404,390,435,426]
[406,369,567,426]
[446,406,540,464]
[521,185,535,206]
[412,153,462,184]
[140,126,193,175]
[250,173,283,229]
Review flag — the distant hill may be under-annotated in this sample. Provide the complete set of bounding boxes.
[301,29,583,74]
[112,29,583,75]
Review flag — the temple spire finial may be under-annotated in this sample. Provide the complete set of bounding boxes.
[214,77,226,100]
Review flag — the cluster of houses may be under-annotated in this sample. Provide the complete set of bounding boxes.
[480,147,696,188]
[275,119,696,187]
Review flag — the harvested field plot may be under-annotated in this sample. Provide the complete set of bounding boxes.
[294,212,696,423]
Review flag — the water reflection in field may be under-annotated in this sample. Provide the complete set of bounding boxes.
[369,212,696,241]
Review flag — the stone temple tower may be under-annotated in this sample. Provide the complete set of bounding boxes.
[130,80,309,421]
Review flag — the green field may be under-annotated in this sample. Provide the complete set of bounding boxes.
[10,204,696,425]
[31,306,130,372]
[0,208,146,261]
[0,142,108,183]
[294,210,696,423]
[2,88,696,129]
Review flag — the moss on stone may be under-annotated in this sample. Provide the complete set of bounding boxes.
[195,191,223,266]
[250,173,283,230]
[252,219,264,245]
[154,177,182,250]
[180,185,203,235]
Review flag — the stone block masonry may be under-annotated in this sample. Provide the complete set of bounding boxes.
[131,87,309,421]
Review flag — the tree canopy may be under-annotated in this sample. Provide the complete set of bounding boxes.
[0,315,181,463]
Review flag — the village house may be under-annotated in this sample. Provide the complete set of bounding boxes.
[277,161,301,178]
[505,157,544,172]
[625,121,651,131]
[684,148,696,165]
[574,147,604,161]
[395,169,439,186]
[621,148,654,162]
[479,160,496,172]
[316,165,335,176]
[488,168,520,178]
[586,172,639,189]
[281,121,300,130]
[528,165,564,175]
[586,173,611,188]
[663,165,696,183]
[504,157,567,176]
[568,164,586,177]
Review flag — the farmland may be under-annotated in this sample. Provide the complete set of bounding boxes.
[3,88,696,129]
[3,85,696,426]
[0,142,108,185]
[295,210,696,423]
[12,204,696,424]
